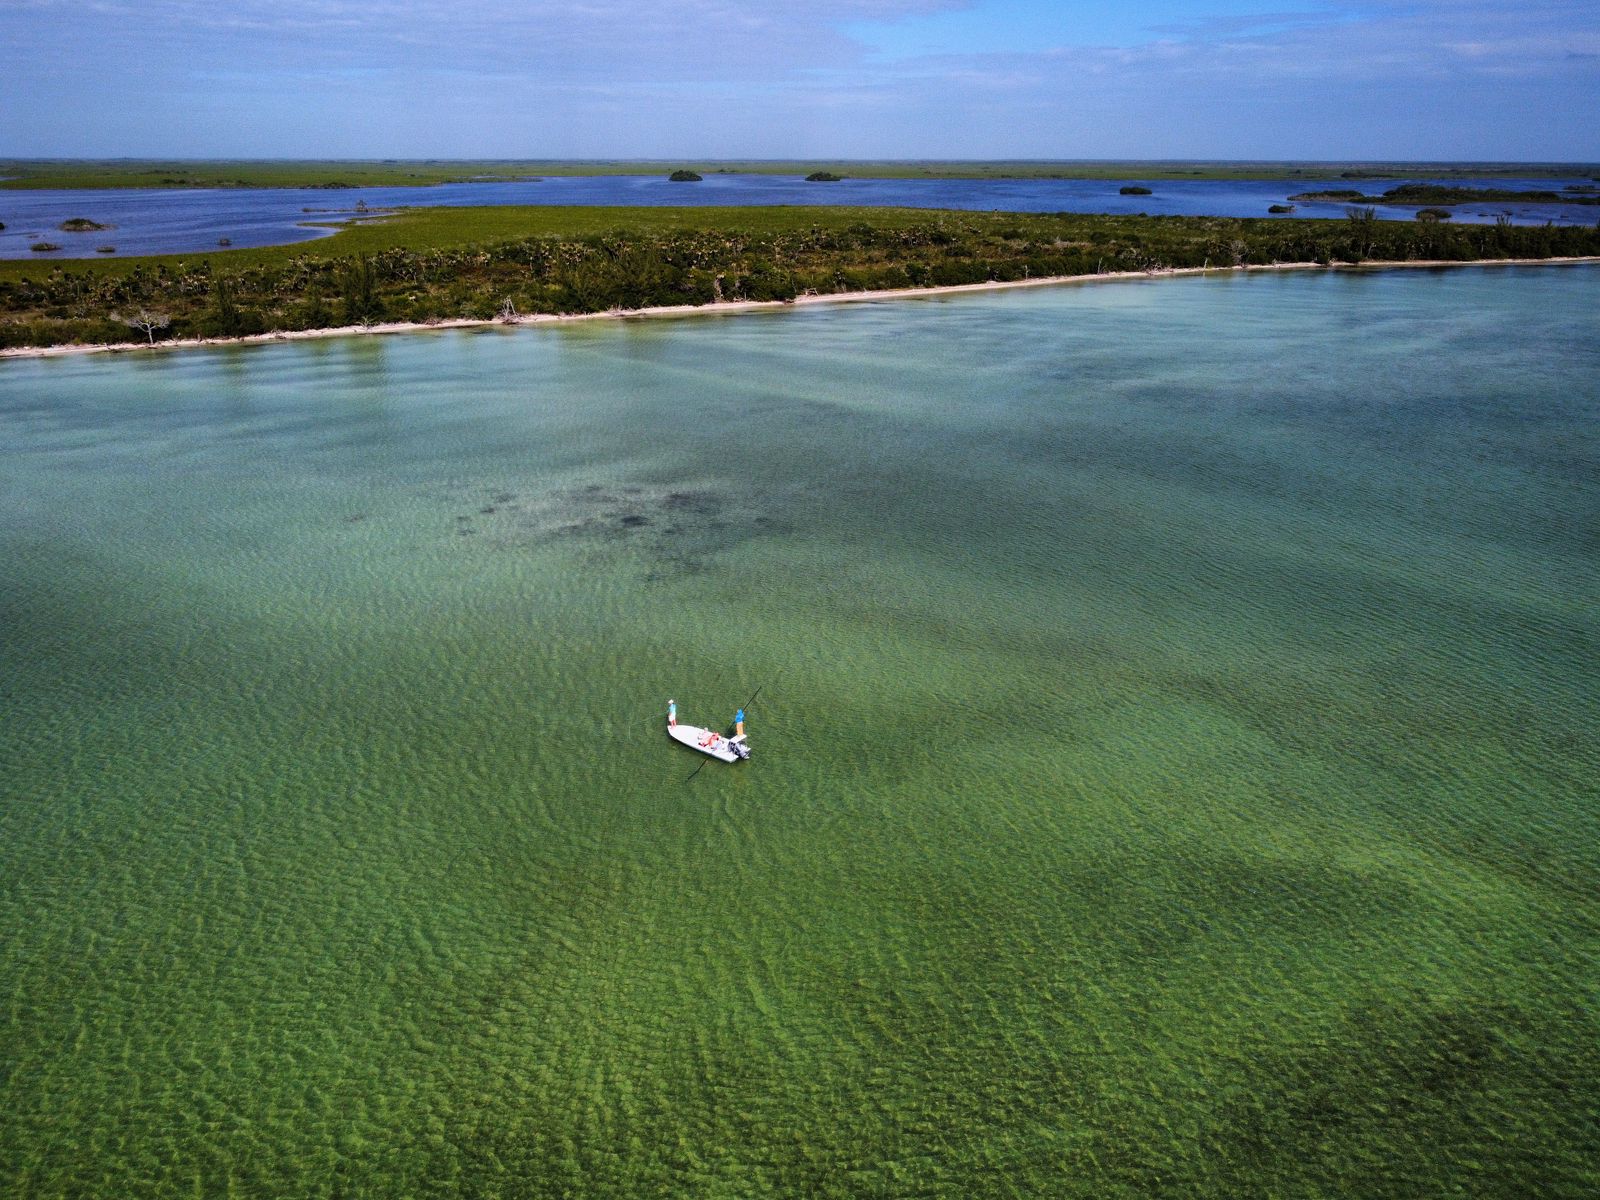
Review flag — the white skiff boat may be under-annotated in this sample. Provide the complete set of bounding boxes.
[668,699,750,763]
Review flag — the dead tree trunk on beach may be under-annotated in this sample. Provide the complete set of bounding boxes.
[112,309,171,344]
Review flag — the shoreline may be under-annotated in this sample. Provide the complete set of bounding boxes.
[4,256,1597,361]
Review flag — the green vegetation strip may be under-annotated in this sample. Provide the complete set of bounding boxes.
[5,159,1599,189]
[4,205,1599,350]
[1291,185,1600,206]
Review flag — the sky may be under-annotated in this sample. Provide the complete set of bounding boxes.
[3,0,1597,160]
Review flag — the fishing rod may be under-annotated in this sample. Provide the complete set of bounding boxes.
[650,687,761,728]
[684,683,765,783]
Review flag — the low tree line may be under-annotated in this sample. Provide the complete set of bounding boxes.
[3,214,1598,349]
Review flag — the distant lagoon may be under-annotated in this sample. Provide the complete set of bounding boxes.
[3,172,1598,259]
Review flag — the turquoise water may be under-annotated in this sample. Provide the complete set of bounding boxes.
[2,266,1597,1197]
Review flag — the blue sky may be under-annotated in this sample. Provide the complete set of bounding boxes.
[3,0,1596,159]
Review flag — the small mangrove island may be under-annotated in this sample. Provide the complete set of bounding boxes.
[1290,184,1600,206]
[668,170,703,182]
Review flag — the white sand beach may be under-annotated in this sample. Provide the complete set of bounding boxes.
[3,256,1596,360]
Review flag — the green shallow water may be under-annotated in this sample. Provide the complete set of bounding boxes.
[2,266,1598,1198]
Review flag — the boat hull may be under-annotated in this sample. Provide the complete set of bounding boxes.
[669,723,742,763]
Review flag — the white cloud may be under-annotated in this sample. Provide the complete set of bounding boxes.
[2,0,1595,156]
